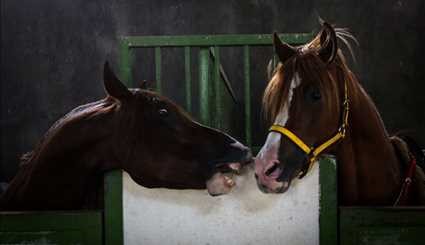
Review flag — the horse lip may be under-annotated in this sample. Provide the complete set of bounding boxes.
[211,147,253,167]
[275,181,290,193]
[213,160,252,175]
[256,178,289,194]
[257,179,291,194]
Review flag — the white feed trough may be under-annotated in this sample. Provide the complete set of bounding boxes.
[122,159,336,245]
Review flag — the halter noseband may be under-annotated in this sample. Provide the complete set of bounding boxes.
[269,77,350,178]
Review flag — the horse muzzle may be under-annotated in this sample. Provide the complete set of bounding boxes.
[206,141,253,196]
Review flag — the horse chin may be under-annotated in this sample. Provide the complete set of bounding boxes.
[275,179,291,193]
[256,177,291,194]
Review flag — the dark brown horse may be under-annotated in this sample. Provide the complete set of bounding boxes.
[255,22,425,206]
[0,62,252,211]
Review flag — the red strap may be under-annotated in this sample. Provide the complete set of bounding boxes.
[406,156,416,181]
[394,155,416,206]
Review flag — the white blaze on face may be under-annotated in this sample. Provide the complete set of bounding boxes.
[275,72,301,127]
[255,73,301,178]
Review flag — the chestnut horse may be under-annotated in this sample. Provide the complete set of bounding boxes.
[255,22,425,206]
[0,62,252,211]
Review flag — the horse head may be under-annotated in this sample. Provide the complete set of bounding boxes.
[103,63,252,196]
[255,22,352,193]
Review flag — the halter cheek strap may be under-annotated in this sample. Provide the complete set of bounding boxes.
[269,79,350,177]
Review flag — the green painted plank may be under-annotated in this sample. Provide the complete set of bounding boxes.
[119,39,133,87]
[0,211,102,245]
[199,47,210,125]
[184,46,192,113]
[243,45,252,147]
[209,47,236,131]
[340,207,425,245]
[125,33,313,47]
[155,47,162,93]
[0,211,102,230]
[104,170,123,245]
[319,156,338,245]
[213,46,222,129]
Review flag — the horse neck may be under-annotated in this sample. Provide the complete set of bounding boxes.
[336,78,402,205]
[1,107,121,210]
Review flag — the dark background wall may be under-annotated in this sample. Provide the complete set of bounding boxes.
[1,0,424,182]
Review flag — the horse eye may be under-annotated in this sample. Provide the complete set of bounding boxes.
[311,90,321,101]
[159,108,168,116]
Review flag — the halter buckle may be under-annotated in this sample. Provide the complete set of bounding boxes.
[338,125,347,138]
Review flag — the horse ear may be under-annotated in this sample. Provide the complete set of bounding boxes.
[103,61,132,100]
[273,32,296,63]
[318,22,338,64]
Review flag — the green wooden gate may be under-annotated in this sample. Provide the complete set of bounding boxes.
[118,33,312,144]
[115,33,339,245]
[116,33,425,245]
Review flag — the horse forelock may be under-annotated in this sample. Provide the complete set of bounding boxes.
[263,60,290,120]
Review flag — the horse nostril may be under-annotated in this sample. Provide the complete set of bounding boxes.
[265,162,279,176]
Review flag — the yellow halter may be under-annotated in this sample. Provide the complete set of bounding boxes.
[269,79,350,177]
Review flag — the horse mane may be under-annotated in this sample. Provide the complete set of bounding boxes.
[263,27,359,122]
[19,89,195,168]
[19,97,118,166]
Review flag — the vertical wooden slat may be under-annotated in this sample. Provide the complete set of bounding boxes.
[119,38,133,87]
[184,46,192,113]
[104,38,130,245]
[243,45,252,146]
[213,46,221,128]
[199,47,210,125]
[104,171,123,245]
[319,157,338,245]
[155,47,162,93]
